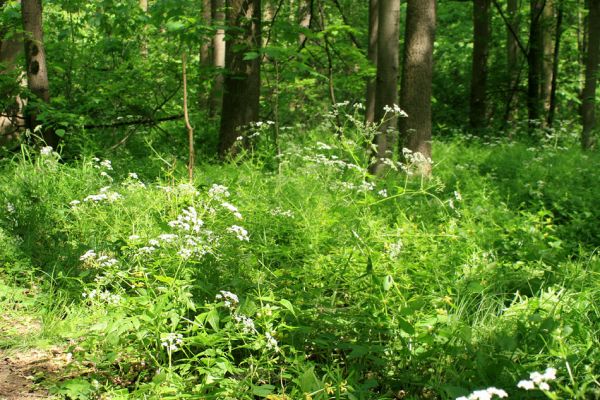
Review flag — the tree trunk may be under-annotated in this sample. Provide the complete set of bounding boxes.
[218,0,261,157]
[21,0,58,148]
[201,0,212,66]
[209,0,226,117]
[399,0,436,177]
[527,0,544,126]
[581,0,600,149]
[139,0,148,58]
[369,0,399,175]
[298,0,312,46]
[541,0,554,114]
[0,32,25,144]
[365,0,379,124]
[547,1,563,127]
[506,0,519,121]
[470,0,491,131]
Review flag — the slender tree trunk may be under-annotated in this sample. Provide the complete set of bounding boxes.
[209,0,226,117]
[506,0,520,121]
[541,0,554,115]
[581,0,600,149]
[527,0,544,126]
[547,1,562,127]
[298,0,312,46]
[369,0,399,175]
[201,0,212,66]
[21,0,58,147]
[139,0,148,58]
[218,0,261,157]
[0,31,25,143]
[399,0,436,177]
[470,0,491,131]
[365,0,379,124]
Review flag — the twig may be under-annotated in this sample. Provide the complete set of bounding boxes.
[182,52,195,182]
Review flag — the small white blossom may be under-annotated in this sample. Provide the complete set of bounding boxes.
[137,246,156,255]
[128,172,139,179]
[216,291,239,308]
[80,250,97,261]
[234,314,256,333]
[158,234,178,242]
[100,159,113,170]
[265,331,279,351]
[6,202,15,214]
[227,225,249,241]
[129,235,141,241]
[40,146,53,156]
[208,184,230,198]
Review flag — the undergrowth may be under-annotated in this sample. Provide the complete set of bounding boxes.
[0,116,599,399]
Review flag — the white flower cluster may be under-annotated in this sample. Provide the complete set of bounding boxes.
[227,225,249,241]
[332,180,375,193]
[216,291,239,308]
[517,367,556,391]
[40,146,57,157]
[265,331,279,351]
[387,240,403,259]
[456,387,507,400]
[82,186,123,203]
[161,333,183,352]
[82,289,122,305]
[158,183,200,196]
[6,202,15,214]
[234,314,256,334]
[208,184,230,199]
[221,202,243,220]
[383,104,408,117]
[302,153,363,172]
[80,250,119,268]
[168,206,204,233]
[270,207,294,218]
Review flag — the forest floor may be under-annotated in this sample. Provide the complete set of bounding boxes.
[0,287,67,400]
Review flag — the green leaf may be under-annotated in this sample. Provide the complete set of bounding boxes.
[154,275,175,285]
[243,51,260,61]
[252,384,276,397]
[206,308,220,331]
[279,299,296,316]
[55,129,66,138]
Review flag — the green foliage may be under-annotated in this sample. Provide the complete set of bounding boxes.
[1,111,599,398]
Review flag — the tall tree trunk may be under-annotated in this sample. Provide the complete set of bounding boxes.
[139,0,148,58]
[470,0,491,131]
[581,0,600,149]
[365,0,379,124]
[541,0,554,115]
[209,0,226,117]
[298,0,312,46]
[506,0,520,121]
[21,0,58,148]
[218,0,261,157]
[547,1,562,127]
[369,0,399,175]
[201,0,212,66]
[527,0,544,126]
[0,31,25,143]
[399,0,436,177]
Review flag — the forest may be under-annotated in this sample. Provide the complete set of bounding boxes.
[0,0,599,398]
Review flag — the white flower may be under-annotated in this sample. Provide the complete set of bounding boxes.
[80,250,96,261]
[69,200,81,207]
[100,159,113,170]
[236,136,244,141]
[158,234,178,242]
[542,367,557,381]
[216,291,239,308]
[208,184,230,198]
[221,202,243,219]
[137,246,156,254]
[148,239,160,247]
[517,380,535,390]
[227,225,249,241]
[454,191,462,201]
[128,172,139,179]
[265,331,279,351]
[378,189,388,198]
[530,371,544,384]
[538,382,550,391]
[6,202,15,214]
[129,235,141,241]
[161,333,183,352]
[457,387,508,400]
[234,314,256,333]
[178,248,193,259]
[40,146,53,156]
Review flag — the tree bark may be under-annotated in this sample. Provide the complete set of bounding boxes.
[218,0,261,157]
[365,0,379,124]
[21,0,58,148]
[527,0,544,126]
[298,0,312,46]
[470,0,491,131]
[139,0,148,58]
[369,0,399,175]
[201,0,212,67]
[547,1,562,127]
[399,0,436,177]
[541,0,554,114]
[209,0,226,117]
[581,0,600,149]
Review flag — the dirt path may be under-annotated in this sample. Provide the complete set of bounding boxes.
[0,348,55,400]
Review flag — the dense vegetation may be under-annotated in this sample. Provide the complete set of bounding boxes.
[1,0,600,399]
